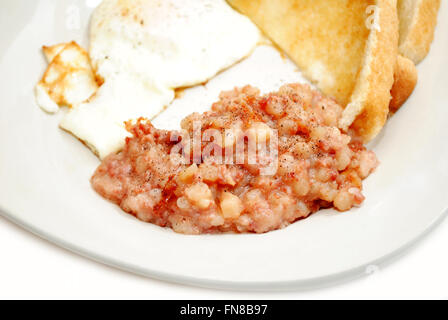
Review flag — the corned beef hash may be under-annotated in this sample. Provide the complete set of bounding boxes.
[91,84,378,234]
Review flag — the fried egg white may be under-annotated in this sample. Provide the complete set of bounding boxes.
[35,42,99,113]
[60,75,173,158]
[58,0,260,158]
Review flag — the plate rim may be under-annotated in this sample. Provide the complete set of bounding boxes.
[1,204,446,291]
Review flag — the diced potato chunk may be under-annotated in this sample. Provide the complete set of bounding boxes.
[179,164,198,183]
[185,183,213,209]
[247,122,273,144]
[220,191,244,219]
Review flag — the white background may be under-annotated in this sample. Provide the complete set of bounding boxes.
[0,214,446,300]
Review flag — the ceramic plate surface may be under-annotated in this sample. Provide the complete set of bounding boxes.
[1,0,447,289]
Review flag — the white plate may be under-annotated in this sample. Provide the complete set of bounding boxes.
[1,0,447,290]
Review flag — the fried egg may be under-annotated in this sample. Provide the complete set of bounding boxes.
[89,0,260,88]
[56,0,260,158]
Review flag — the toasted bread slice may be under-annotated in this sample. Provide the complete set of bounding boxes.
[398,0,441,64]
[389,55,418,112]
[227,0,399,141]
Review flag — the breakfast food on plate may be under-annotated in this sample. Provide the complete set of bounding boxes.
[389,55,418,112]
[37,0,260,158]
[227,0,399,142]
[92,84,378,234]
[35,42,99,113]
[398,0,441,64]
[33,0,440,234]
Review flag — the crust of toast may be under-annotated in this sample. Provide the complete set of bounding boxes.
[335,0,399,142]
[389,55,418,112]
[398,0,441,64]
